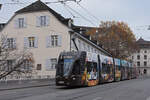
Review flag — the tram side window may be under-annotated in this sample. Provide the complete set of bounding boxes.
[86,62,97,73]
[93,63,98,72]
[72,60,80,75]
[109,64,113,74]
[116,65,121,70]
[102,63,111,74]
[87,62,92,72]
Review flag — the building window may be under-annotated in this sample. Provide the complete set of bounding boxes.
[7,38,16,49]
[51,35,58,47]
[24,37,38,48]
[40,16,46,26]
[37,16,49,27]
[144,55,147,60]
[94,49,97,53]
[91,47,94,53]
[28,37,35,47]
[132,56,134,60]
[51,58,57,69]
[37,64,42,70]
[83,43,86,51]
[7,60,13,71]
[137,50,140,53]
[137,61,140,67]
[23,60,32,71]
[144,50,147,53]
[18,18,25,28]
[144,61,147,67]
[88,45,90,52]
[137,55,140,60]
[45,58,57,70]
[46,35,61,48]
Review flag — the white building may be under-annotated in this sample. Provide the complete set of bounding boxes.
[130,37,150,75]
[0,0,110,79]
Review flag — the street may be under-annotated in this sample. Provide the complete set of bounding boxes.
[0,77,150,100]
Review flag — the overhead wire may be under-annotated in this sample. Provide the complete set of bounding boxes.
[62,3,77,18]
[44,0,97,26]
[76,2,100,23]
[2,0,98,26]
[64,3,96,26]
[131,25,150,31]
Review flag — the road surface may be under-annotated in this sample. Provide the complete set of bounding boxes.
[0,77,150,100]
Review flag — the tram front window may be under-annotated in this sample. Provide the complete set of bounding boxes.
[64,59,73,76]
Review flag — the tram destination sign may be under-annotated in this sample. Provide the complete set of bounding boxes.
[63,55,73,59]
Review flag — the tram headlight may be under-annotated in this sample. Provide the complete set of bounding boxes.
[72,77,76,80]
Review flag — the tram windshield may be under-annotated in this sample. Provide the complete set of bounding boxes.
[63,58,73,76]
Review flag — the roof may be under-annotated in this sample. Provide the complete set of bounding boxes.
[1,0,110,56]
[72,25,110,56]
[136,37,150,49]
[72,25,98,34]
[16,0,70,26]
[73,25,103,46]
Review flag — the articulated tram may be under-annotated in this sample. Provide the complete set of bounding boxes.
[56,51,137,87]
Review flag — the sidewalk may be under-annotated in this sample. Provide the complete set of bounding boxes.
[0,78,55,91]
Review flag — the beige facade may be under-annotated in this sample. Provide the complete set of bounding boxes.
[1,10,71,78]
[131,49,150,76]
[129,38,150,76]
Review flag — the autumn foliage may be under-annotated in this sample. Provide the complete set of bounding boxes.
[87,21,137,59]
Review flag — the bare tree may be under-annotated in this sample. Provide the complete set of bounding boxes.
[0,35,34,80]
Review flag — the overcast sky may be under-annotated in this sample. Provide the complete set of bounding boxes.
[0,0,150,40]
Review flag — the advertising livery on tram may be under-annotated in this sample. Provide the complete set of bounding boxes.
[56,51,137,87]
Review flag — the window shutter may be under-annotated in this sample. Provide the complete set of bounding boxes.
[24,37,29,48]
[58,35,62,47]
[14,19,19,28]
[46,36,51,48]
[35,37,38,48]
[46,16,50,26]
[36,16,40,27]
[24,17,27,28]
[45,58,51,70]
[13,38,16,49]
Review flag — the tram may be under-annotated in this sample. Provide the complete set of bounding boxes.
[56,51,137,87]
